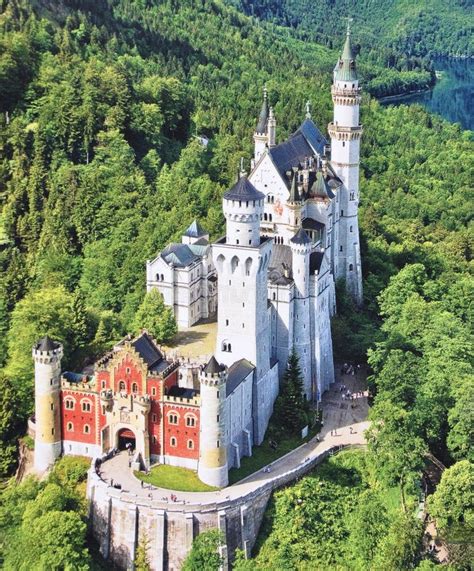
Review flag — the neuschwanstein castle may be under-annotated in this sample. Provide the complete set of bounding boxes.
[32,30,363,487]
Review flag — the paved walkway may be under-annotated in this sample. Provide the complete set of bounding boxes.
[99,367,369,506]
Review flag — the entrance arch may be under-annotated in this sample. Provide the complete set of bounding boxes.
[117,427,136,451]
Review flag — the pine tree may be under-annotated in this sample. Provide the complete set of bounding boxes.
[132,289,177,343]
[274,350,310,435]
[134,535,151,571]
[93,319,107,353]
[70,291,89,349]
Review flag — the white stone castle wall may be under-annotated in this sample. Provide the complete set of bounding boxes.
[63,440,101,459]
[225,371,254,469]
[252,361,279,445]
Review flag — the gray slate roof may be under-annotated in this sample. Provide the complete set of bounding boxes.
[132,333,163,369]
[290,228,311,245]
[268,244,293,285]
[203,356,225,375]
[184,220,207,238]
[302,217,325,232]
[35,336,60,352]
[269,119,328,186]
[334,28,358,82]
[224,175,265,201]
[226,358,255,397]
[161,243,199,268]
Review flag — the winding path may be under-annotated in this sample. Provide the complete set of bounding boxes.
[99,368,369,506]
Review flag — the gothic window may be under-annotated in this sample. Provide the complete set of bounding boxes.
[101,380,106,389]
[349,264,354,271]
[65,398,75,410]
[84,424,90,434]
[168,413,179,425]
[273,292,276,301]
[245,257,252,276]
[187,440,194,450]
[156,273,160,281]
[132,383,138,394]
[350,226,353,232]
[67,422,73,432]
[216,254,225,273]
[186,415,196,427]
[231,256,239,274]
[81,400,92,412]
[269,213,273,222]
[151,387,156,396]
[264,213,268,221]
[152,413,157,423]
[170,437,177,447]
[119,381,126,392]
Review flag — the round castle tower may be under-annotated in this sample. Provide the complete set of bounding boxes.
[33,336,63,472]
[198,357,228,488]
[290,229,313,399]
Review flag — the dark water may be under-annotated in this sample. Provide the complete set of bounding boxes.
[382,58,473,131]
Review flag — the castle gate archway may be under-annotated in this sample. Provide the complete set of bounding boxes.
[117,427,136,451]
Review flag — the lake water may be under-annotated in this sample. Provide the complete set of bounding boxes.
[381,58,473,131]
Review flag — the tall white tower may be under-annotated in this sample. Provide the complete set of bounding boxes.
[328,23,363,305]
[289,229,313,399]
[213,175,272,378]
[253,87,270,163]
[198,357,228,488]
[33,336,63,472]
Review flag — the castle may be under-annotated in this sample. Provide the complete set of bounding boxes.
[33,29,363,489]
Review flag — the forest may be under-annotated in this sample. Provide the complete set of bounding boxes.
[0,0,473,567]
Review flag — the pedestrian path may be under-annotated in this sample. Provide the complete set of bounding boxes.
[99,366,369,505]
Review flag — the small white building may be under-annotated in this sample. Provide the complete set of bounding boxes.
[146,220,217,327]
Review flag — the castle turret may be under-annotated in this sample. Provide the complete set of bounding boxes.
[289,229,313,398]
[198,357,228,487]
[254,87,269,163]
[268,106,276,148]
[33,336,63,472]
[328,23,363,305]
[213,175,272,377]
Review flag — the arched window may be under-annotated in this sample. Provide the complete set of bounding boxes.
[81,400,92,412]
[245,257,252,276]
[156,273,160,281]
[170,437,177,447]
[187,439,194,450]
[269,213,273,222]
[119,381,126,391]
[84,424,90,434]
[222,341,231,353]
[263,213,268,221]
[65,398,75,410]
[349,264,354,271]
[216,254,225,272]
[67,422,73,432]
[132,383,138,394]
[350,226,353,232]
[168,412,179,425]
[161,274,164,281]
[186,415,197,427]
[272,292,276,301]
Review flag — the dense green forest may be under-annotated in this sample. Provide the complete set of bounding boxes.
[0,0,472,567]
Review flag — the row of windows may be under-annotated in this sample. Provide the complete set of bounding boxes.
[162,436,194,449]
[65,398,92,412]
[168,413,197,426]
[66,422,90,434]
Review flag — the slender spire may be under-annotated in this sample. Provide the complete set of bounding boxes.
[288,168,302,203]
[334,19,358,82]
[305,100,311,119]
[256,86,269,133]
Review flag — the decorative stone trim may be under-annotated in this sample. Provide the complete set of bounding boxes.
[328,122,363,141]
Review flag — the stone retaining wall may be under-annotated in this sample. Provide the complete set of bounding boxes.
[87,445,359,570]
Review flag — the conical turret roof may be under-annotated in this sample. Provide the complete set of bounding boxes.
[36,335,59,351]
[311,170,332,199]
[290,228,311,245]
[334,24,358,82]
[288,169,302,203]
[256,87,269,134]
[224,175,265,201]
[203,356,225,375]
[184,219,206,238]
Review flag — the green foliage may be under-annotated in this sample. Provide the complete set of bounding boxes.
[273,350,310,435]
[49,455,90,488]
[182,530,223,571]
[429,460,474,540]
[134,535,151,571]
[0,375,23,476]
[133,288,177,344]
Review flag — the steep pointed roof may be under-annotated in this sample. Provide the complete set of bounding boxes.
[184,219,206,238]
[311,170,334,199]
[256,87,269,134]
[224,175,265,201]
[288,169,302,203]
[290,228,311,245]
[35,336,59,352]
[334,24,358,82]
[203,356,225,375]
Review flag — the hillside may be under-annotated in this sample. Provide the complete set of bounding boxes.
[0,0,473,567]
